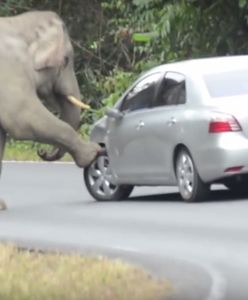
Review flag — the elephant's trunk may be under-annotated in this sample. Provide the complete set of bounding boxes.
[37,62,88,162]
[37,94,89,162]
[37,147,63,161]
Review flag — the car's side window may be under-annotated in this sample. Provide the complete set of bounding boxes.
[155,72,186,107]
[120,72,162,112]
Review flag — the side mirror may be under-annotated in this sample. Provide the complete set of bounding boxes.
[106,107,124,120]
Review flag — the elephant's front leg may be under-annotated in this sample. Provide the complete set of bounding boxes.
[0,128,7,211]
[5,99,101,168]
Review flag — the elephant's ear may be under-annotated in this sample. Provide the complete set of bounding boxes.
[30,19,65,70]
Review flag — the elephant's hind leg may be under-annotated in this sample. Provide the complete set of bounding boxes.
[0,128,7,210]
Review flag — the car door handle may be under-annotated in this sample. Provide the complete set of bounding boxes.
[136,121,145,130]
[167,117,177,127]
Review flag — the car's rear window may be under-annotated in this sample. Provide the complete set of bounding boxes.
[204,69,248,98]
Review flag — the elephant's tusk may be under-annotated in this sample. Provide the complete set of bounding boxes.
[67,95,91,110]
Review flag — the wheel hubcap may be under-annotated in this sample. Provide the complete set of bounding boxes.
[87,155,117,197]
[176,153,194,200]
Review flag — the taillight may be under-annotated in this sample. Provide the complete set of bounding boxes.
[224,166,244,173]
[209,113,242,133]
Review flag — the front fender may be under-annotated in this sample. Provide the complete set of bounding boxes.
[89,116,108,144]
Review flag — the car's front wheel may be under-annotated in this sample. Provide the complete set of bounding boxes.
[84,150,133,201]
[175,149,209,202]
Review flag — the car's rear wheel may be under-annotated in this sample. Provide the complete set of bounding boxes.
[84,150,133,201]
[175,149,209,202]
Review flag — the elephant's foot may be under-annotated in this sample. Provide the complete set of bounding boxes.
[0,199,7,211]
[74,142,102,168]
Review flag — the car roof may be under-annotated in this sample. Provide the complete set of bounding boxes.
[145,55,248,77]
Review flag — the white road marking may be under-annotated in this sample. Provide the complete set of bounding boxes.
[3,160,74,164]
[204,264,226,300]
[109,245,141,254]
[108,245,227,300]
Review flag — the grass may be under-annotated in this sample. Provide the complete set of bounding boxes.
[0,244,172,300]
[4,141,72,161]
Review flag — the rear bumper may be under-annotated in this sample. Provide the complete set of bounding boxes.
[195,133,248,182]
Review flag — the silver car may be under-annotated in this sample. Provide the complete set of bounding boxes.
[84,56,248,202]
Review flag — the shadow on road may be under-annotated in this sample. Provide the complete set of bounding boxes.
[128,189,248,203]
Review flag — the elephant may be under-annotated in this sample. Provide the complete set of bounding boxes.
[0,11,102,209]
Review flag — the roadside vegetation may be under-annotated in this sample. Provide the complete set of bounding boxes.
[4,140,73,161]
[2,0,248,160]
[0,244,172,300]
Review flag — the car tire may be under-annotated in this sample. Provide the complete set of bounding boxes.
[84,150,133,201]
[175,148,209,202]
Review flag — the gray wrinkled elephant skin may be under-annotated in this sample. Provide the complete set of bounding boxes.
[0,11,101,172]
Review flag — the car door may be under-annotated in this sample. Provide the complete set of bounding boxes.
[147,71,187,183]
[106,72,163,184]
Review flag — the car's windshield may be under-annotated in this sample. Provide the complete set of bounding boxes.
[204,69,248,98]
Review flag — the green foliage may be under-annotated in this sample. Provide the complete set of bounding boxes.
[239,0,248,9]
[102,0,248,65]
[80,68,136,136]
[100,69,136,106]
[0,0,37,15]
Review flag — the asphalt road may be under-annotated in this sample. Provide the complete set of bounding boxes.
[0,162,248,300]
